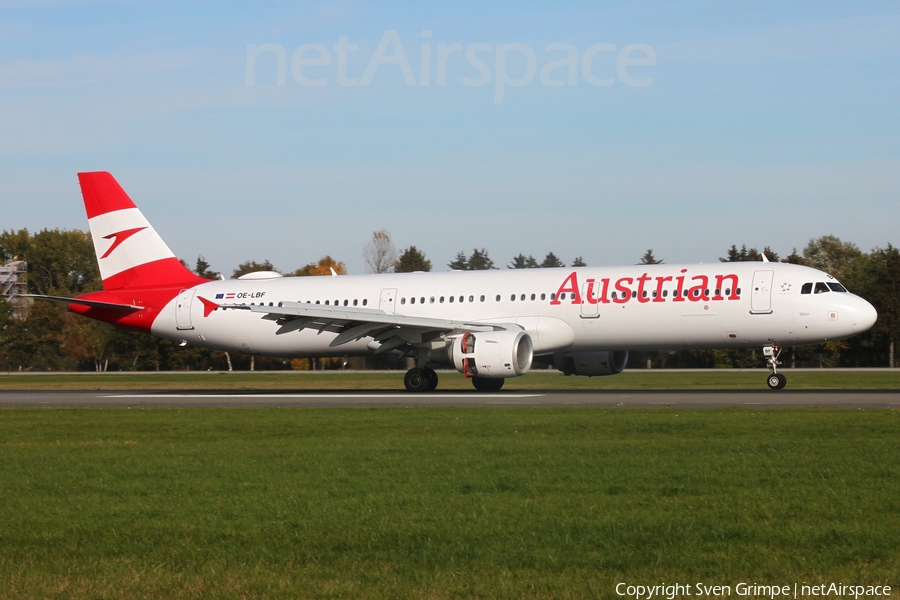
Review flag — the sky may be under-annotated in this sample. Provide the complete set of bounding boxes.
[2,0,899,275]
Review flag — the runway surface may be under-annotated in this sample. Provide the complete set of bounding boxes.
[1,390,899,408]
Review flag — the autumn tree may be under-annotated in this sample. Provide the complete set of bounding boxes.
[291,256,347,276]
[363,229,397,274]
[394,246,431,272]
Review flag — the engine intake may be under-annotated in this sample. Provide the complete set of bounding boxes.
[451,330,533,378]
[553,350,629,376]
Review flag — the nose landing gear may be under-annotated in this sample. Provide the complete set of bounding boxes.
[764,344,787,389]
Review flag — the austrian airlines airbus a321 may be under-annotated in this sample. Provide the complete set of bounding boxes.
[26,172,878,391]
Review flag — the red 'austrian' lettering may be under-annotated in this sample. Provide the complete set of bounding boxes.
[553,271,741,305]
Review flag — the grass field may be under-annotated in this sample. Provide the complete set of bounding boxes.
[1,407,898,599]
[1,369,900,391]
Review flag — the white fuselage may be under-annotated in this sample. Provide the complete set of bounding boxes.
[151,263,877,359]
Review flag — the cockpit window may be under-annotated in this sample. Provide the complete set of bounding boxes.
[814,282,830,294]
[827,282,847,292]
[801,282,812,294]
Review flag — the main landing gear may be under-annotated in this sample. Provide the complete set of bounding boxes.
[404,367,439,392]
[402,367,506,392]
[764,344,787,390]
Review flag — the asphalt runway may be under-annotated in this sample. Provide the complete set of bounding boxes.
[1,390,899,408]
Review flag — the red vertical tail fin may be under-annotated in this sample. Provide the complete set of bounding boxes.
[78,172,207,290]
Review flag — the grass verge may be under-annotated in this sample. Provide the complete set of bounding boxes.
[0,407,898,599]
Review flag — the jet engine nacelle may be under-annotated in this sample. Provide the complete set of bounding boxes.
[451,330,533,379]
[553,350,629,376]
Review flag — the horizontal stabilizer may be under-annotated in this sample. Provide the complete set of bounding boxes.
[21,294,143,313]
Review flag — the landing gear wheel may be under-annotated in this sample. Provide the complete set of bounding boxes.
[767,373,787,390]
[404,367,430,392]
[423,367,438,391]
[472,376,504,392]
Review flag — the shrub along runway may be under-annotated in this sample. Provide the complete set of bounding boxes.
[0,407,898,599]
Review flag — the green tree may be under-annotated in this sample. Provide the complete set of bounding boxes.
[394,246,432,272]
[448,251,469,270]
[851,245,900,367]
[468,248,494,270]
[638,249,663,265]
[782,248,806,265]
[719,244,778,263]
[194,256,219,280]
[508,254,539,269]
[449,249,494,270]
[802,235,861,280]
[571,256,586,267]
[232,260,277,279]
[540,252,564,268]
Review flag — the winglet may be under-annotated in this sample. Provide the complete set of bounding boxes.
[330,267,338,276]
[761,252,769,263]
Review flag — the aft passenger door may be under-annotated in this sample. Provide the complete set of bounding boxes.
[175,288,195,330]
[750,270,774,314]
[379,288,397,315]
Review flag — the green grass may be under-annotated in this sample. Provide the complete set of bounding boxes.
[1,408,899,598]
[1,369,900,391]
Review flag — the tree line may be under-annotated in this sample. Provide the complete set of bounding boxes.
[1,228,897,371]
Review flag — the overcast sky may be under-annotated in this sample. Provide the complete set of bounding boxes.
[3,1,898,275]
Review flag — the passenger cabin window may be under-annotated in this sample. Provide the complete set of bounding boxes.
[401,298,406,305]
[815,282,830,294]
[801,283,813,294]
[495,295,500,302]
[827,282,848,292]
[480,295,485,302]
[362,299,367,306]
[540,293,546,301]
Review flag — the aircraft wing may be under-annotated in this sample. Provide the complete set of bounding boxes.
[219,301,518,353]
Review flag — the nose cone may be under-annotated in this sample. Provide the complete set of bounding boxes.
[851,298,878,333]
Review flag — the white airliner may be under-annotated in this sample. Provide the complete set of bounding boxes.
[27,172,878,391]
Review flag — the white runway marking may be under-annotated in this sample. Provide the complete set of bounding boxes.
[105,393,545,399]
